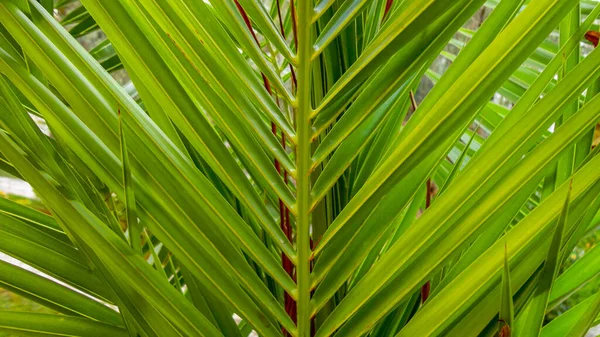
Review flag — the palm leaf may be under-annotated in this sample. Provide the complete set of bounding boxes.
[1,1,600,336]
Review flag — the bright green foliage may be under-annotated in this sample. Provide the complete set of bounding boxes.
[1,1,600,336]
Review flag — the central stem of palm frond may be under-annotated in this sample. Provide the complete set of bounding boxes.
[295,0,313,336]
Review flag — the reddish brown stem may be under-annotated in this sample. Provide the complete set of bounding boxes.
[410,91,432,304]
[421,178,433,304]
[585,31,600,48]
[235,0,274,95]
[498,319,511,337]
[234,2,296,335]
[235,1,260,45]
[426,178,432,208]
[276,0,297,89]
[420,281,431,303]
[290,0,299,50]
[382,0,394,21]
[278,121,296,335]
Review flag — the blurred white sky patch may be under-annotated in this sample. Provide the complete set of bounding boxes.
[0,177,36,199]
[588,325,600,337]
[0,251,118,311]
[233,314,258,337]
[30,113,51,136]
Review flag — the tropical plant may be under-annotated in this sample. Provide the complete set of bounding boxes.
[2,0,600,336]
